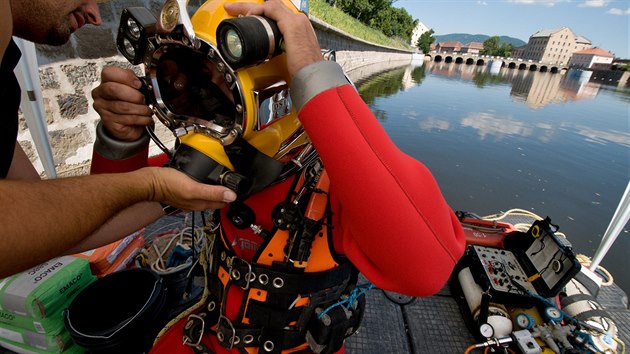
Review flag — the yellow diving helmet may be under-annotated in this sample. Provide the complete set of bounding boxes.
[116,0,316,197]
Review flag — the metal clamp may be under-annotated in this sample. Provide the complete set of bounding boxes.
[229,256,254,290]
[182,314,206,347]
[217,315,236,350]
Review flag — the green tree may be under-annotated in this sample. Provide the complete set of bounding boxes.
[481,36,500,55]
[334,0,415,42]
[416,29,435,54]
[481,35,513,57]
[371,6,416,42]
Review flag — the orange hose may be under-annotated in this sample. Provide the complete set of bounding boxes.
[464,345,479,354]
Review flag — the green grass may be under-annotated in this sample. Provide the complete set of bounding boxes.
[309,0,412,50]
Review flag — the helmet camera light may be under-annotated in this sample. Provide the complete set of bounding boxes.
[217,16,284,69]
[116,7,157,65]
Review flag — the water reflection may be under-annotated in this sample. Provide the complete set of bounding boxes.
[353,59,630,294]
[460,112,538,140]
[355,65,426,106]
[422,60,615,109]
[357,60,630,148]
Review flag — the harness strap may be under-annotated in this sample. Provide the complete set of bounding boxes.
[180,162,365,353]
[215,318,305,352]
[573,309,614,322]
[218,242,353,294]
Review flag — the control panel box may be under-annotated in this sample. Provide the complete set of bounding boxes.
[466,218,581,306]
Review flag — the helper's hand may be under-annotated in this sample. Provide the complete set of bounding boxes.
[224,0,323,78]
[92,66,154,141]
[142,167,237,211]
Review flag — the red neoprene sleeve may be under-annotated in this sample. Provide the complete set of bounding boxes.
[299,85,466,296]
[90,146,149,174]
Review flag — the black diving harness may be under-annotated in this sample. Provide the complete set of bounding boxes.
[179,158,366,354]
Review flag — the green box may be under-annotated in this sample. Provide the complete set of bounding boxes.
[0,321,73,353]
[0,309,65,335]
[0,257,96,319]
[0,335,85,354]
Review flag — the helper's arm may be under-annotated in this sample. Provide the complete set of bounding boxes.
[0,166,233,278]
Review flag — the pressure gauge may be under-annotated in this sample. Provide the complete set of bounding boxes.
[479,323,495,338]
[515,313,535,329]
[544,307,563,322]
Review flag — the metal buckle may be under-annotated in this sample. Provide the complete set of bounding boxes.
[228,256,254,290]
[182,314,205,347]
[217,315,236,350]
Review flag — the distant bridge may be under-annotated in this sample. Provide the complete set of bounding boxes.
[424,52,569,73]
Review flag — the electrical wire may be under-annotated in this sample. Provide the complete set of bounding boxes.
[317,283,374,319]
[145,126,172,157]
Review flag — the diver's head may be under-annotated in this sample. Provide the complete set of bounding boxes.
[116,0,319,197]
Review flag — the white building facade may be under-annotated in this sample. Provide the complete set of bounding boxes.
[410,21,430,49]
[568,48,614,69]
[522,27,592,66]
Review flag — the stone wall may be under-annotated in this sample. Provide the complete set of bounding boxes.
[19,2,413,178]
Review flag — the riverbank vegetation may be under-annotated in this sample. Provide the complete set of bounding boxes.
[309,0,413,50]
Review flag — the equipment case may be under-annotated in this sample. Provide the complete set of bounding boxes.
[465,217,582,307]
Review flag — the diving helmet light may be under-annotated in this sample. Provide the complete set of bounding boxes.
[216,16,284,69]
[117,7,157,65]
[116,0,312,196]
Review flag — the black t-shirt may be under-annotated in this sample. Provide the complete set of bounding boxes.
[0,39,21,178]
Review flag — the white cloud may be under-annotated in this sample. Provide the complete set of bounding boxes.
[606,7,630,15]
[477,1,489,5]
[578,0,611,7]
[508,0,569,6]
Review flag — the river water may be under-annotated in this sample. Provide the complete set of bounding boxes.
[353,60,630,295]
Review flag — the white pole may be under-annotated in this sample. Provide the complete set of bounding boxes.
[13,38,57,179]
[590,180,630,271]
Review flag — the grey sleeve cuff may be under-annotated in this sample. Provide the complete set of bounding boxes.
[290,61,353,112]
[94,121,150,160]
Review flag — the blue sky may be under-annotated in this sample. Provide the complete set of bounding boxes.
[394,0,630,58]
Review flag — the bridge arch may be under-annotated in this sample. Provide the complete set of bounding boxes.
[424,53,566,73]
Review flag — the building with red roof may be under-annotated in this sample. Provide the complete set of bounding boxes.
[569,47,614,69]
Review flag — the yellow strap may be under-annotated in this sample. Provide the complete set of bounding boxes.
[528,273,541,282]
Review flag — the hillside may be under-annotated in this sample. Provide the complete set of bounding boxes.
[434,33,526,47]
